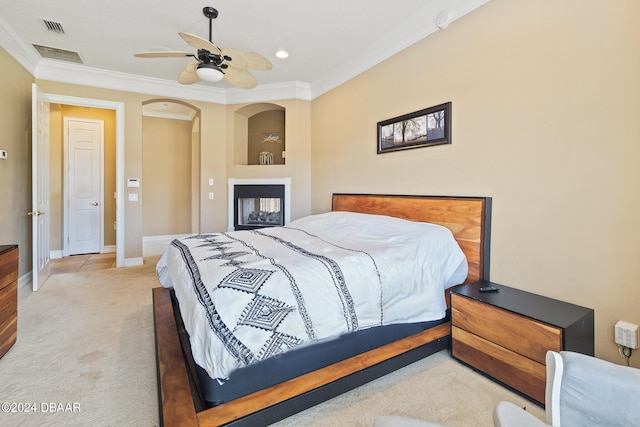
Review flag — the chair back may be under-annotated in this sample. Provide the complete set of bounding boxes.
[545,351,640,427]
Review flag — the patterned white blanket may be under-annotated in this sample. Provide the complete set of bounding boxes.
[157,211,467,380]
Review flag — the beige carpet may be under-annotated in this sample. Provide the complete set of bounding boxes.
[1,260,160,427]
[0,259,544,427]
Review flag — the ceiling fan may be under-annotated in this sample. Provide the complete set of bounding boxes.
[134,6,273,89]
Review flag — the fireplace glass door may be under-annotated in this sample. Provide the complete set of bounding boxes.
[234,185,285,230]
[238,197,282,228]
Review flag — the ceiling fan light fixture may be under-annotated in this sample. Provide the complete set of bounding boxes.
[196,63,224,82]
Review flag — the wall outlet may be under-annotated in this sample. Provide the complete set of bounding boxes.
[615,320,639,349]
[0,150,7,159]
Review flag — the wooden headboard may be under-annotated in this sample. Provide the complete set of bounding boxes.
[332,194,492,283]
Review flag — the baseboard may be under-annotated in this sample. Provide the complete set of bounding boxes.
[50,250,63,259]
[18,271,32,293]
[102,245,116,253]
[124,257,144,267]
[143,234,190,257]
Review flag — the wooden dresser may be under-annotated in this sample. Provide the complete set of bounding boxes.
[0,244,18,359]
[451,280,594,404]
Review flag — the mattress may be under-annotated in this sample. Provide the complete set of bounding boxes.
[191,315,448,406]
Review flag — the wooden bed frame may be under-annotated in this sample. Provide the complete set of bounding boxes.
[153,194,492,426]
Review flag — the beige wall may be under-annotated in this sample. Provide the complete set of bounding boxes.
[49,106,63,252]
[310,0,640,366]
[0,48,34,276]
[142,116,193,236]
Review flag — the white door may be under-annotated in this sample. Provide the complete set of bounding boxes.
[66,118,103,255]
[31,84,51,292]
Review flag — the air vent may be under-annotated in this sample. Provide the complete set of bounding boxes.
[40,18,66,34]
[32,44,83,64]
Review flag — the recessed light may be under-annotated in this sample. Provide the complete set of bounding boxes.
[275,50,289,59]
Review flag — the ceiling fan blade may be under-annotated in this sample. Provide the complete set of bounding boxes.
[219,48,248,69]
[134,51,193,58]
[177,62,201,85]
[179,32,221,55]
[236,50,273,71]
[223,66,257,89]
[221,48,273,71]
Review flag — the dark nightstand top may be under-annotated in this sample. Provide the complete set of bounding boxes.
[0,245,18,255]
[452,280,594,330]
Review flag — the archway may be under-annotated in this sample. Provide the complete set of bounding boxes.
[142,100,201,254]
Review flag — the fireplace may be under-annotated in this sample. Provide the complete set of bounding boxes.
[228,178,291,231]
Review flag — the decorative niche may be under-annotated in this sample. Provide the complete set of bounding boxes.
[234,103,286,166]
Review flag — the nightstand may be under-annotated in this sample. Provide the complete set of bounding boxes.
[0,244,18,359]
[450,280,594,404]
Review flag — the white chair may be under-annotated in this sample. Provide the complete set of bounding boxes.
[494,350,640,427]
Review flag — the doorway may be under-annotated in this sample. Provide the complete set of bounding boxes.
[41,92,125,268]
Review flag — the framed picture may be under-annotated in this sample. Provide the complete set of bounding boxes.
[377,102,451,154]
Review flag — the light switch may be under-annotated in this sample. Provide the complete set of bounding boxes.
[128,193,138,202]
[209,192,214,200]
[208,178,214,186]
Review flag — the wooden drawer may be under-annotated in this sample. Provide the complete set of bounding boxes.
[0,281,17,324]
[452,326,546,403]
[0,248,19,291]
[451,293,562,364]
[0,246,18,359]
[0,313,17,358]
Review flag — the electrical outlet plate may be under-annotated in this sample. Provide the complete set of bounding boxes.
[615,320,639,349]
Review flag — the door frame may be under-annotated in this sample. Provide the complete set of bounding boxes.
[63,117,105,257]
[44,93,125,268]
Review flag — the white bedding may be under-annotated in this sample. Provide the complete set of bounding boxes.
[156,211,467,381]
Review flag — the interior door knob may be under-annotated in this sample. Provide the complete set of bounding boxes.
[90,202,99,206]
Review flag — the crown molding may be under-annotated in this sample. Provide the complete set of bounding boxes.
[34,59,312,104]
[35,59,230,104]
[225,81,312,104]
[0,15,39,75]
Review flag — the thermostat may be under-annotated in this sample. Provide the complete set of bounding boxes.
[127,178,140,188]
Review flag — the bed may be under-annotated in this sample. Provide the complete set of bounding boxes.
[153,193,492,426]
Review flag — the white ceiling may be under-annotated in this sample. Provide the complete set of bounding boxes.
[0,0,489,103]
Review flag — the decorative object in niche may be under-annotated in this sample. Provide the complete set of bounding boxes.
[377,102,451,154]
[262,132,282,143]
[259,151,274,165]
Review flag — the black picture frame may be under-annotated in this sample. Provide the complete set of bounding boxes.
[377,102,451,154]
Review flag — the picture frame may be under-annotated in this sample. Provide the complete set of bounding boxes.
[377,102,451,154]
